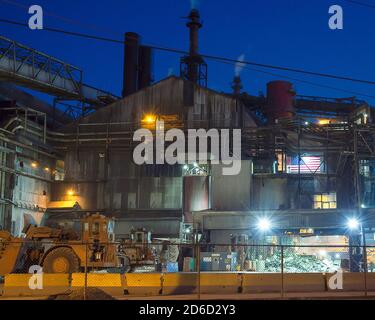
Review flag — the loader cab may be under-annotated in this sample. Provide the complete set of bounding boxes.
[130,228,151,244]
[82,213,115,243]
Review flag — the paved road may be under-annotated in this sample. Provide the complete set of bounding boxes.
[2,291,375,300]
[116,292,375,300]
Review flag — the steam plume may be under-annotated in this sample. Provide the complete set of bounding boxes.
[234,54,246,76]
[190,0,200,9]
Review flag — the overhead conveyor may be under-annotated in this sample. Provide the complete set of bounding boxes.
[0,35,119,107]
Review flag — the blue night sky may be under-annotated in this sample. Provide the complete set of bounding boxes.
[1,0,375,104]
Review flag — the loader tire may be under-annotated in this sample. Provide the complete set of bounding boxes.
[43,247,80,274]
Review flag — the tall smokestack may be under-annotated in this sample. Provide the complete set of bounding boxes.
[186,9,202,84]
[232,76,243,96]
[123,32,139,97]
[180,9,207,87]
[187,9,201,57]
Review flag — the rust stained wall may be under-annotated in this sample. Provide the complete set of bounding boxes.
[62,76,251,130]
[52,149,182,211]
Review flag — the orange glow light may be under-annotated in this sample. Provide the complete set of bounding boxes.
[31,162,38,168]
[142,114,157,124]
[318,119,330,125]
[67,189,74,196]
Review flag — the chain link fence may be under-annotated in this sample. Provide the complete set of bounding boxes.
[0,240,374,299]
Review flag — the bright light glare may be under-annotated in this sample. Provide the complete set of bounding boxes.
[347,218,360,230]
[67,189,74,196]
[318,119,330,125]
[257,218,271,231]
[142,114,156,124]
[319,250,327,257]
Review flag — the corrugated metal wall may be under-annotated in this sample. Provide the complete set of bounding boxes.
[63,77,249,130]
[211,161,252,211]
[52,149,183,211]
[251,177,289,210]
[8,155,52,236]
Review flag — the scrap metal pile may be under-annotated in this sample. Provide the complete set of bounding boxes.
[264,249,340,273]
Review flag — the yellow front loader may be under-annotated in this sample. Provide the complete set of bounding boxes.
[0,213,126,275]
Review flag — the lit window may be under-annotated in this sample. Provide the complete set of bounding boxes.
[314,192,336,209]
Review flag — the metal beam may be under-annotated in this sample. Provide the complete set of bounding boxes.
[0,36,119,107]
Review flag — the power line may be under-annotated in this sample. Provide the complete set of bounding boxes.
[1,17,375,86]
[211,58,375,100]
[343,0,375,9]
[0,18,125,44]
[0,0,121,35]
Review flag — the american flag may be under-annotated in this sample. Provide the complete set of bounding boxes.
[287,156,322,174]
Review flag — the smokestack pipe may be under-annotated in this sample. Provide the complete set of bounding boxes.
[138,46,153,90]
[180,9,207,86]
[232,76,243,96]
[186,9,203,84]
[187,9,202,57]
[123,32,140,97]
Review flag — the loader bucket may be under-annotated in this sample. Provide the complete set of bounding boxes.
[0,233,23,276]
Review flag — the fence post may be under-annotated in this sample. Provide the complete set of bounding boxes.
[197,243,201,300]
[281,245,284,299]
[363,243,368,297]
[84,242,88,301]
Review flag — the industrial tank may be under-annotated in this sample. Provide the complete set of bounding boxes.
[266,81,295,123]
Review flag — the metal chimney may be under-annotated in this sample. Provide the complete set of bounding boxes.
[187,9,201,57]
[123,32,139,97]
[180,9,207,87]
[232,76,243,96]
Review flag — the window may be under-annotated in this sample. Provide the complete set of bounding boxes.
[314,192,337,209]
